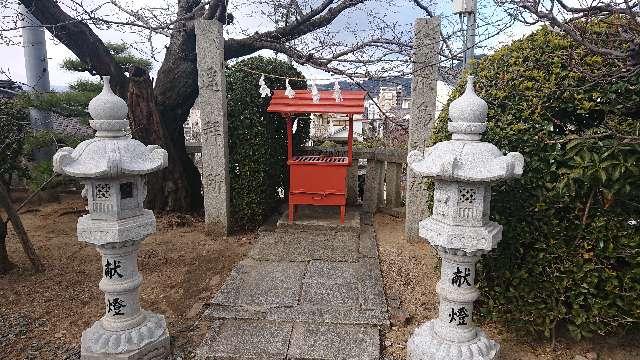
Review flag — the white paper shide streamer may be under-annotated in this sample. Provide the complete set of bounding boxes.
[292,119,298,133]
[252,71,349,102]
[285,78,296,99]
[258,75,271,98]
[310,80,320,104]
[333,80,343,103]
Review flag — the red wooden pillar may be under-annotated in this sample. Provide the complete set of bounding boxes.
[286,115,294,223]
[347,114,353,165]
[286,114,293,162]
[341,114,354,223]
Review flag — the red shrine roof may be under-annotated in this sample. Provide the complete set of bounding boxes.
[267,90,367,115]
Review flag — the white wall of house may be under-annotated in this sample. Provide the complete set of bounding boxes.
[309,113,366,143]
[435,81,453,120]
[184,107,202,143]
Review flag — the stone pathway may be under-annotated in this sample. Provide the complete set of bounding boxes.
[196,209,388,359]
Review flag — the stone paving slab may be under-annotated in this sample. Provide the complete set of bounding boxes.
[204,258,389,326]
[359,225,378,258]
[204,304,389,326]
[196,320,292,360]
[249,230,359,262]
[267,307,387,325]
[212,260,306,308]
[358,258,387,311]
[287,323,380,360]
[277,205,360,232]
[301,281,359,307]
[199,210,388,358]
[304,261,358,283]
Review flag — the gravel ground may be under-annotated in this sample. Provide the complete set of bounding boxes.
[374,213,640,360]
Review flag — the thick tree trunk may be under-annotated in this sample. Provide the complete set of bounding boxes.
[152,0,204,212]
[0,218,16,274]
[0,183,43,272]
[127,67,203,212]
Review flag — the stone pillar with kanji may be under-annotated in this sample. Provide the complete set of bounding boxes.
[406,76,525,360]
[53,76,170,359]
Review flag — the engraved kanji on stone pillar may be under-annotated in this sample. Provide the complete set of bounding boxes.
[53,76,170,359]
[406,17,440,242]
[195,19,230,234]
[406,76,525,360]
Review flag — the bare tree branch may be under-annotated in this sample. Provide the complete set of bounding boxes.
[501,0,640,67]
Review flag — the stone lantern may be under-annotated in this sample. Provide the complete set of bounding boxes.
[53,76,170,359]
[406,76,524,360]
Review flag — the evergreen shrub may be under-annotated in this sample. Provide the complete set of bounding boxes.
[226,56,310,231]
[432,26,640,339]
[0,98,29,186]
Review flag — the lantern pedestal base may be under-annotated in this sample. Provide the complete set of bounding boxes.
[80,311,170,360]
[407,320,499,360]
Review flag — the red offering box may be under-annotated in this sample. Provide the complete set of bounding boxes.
[267,90,367,223]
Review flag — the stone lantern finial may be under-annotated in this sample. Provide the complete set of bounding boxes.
[88,76,128,120]
[406,76,525,360]
[86,76,130,138]
[447,76,488,140]
[53,76,170,360]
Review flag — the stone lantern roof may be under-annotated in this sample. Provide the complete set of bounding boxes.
[53,76,168,178]
[407,76,524,182]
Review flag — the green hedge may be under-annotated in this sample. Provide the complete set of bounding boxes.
[0,97,29,186]
[432,26,640,339]
[226,57,310,231]
[0,97,89,190]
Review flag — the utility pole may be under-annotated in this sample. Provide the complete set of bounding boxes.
[453,0,477,69]
[20,5,54,161]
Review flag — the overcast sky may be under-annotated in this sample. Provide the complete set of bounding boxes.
[0,0,537,89]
